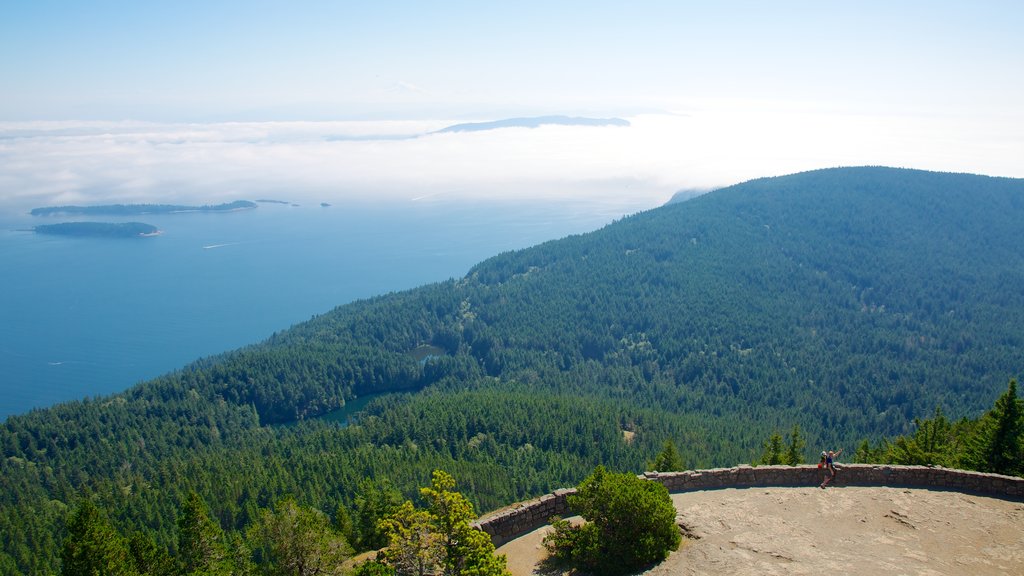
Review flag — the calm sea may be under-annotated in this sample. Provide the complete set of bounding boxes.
[0,198,644,420]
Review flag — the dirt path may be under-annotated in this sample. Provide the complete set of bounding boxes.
[496,486,1024,576]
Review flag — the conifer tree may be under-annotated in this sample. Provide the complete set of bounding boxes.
[380,501,440,576]
[784,424,805,466]
[61,500,136,576]
[334,504,356,549]
[963,379,1023,476]
[127,532,175,576]
[545,466,680,576]
[178,492,232,575]
[248,497,353,576]
[888,407,956,466]
[758,432,785,465]
[649,439,685,472]
[355,479,403,551]
[419,470,509,576]
[380,470,509,576]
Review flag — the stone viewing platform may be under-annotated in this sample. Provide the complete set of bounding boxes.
[474,464,1024,546]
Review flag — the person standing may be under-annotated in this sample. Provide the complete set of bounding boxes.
[820,448,843,488]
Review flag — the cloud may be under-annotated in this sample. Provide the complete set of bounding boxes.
[1,103,1021,215]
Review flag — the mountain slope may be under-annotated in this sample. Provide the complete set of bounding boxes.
[2,166,1022,573]
[460,167,1024,421]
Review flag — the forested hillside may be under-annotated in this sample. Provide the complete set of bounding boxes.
[2,167,1023,573]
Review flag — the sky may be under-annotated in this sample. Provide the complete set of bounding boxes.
[1,1,1022,211]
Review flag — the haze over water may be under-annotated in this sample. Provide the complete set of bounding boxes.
[0,198,645,420]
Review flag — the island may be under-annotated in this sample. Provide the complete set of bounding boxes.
[34,221,160,238]
[434,115,630,133]
[30,200,257,217]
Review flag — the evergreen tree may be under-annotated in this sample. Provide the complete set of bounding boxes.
[784,425,805,466]
[545,466,680,576]
[178,492,232,575]
[758,432,785,465]
[649,439,685,472]
[248,497,353,576]
[355,479,404,551]
[227,532,257,576]
[888,407,957,466]
[334,504,355,549]
[380,501,441,576]
[380,471,509,576]
[419,470,509,576]
[127,532,175,576]
[61,500,136,576]
[351,559,396,576]
[963,380,1023,476]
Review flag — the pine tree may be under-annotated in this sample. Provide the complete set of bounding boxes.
[758,432,785,465]
[334,504,355,549]
[649,439,685,472]
[784,425,805,466]
[380,501,441,576]
[380,470,509,576]
[178,492,232,575]
[61,500,136,576]
[355,479,403,551]
[963,380,1023,476]
[248,497,353,576]
[546,466,680,576]
[127,532,175,576]
[419,470,508,576]
[888,407,956,466]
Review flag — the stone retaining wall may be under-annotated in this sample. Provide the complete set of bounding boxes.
[474,464,1024,546]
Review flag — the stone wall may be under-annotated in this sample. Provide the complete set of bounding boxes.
[474,464,1024,546]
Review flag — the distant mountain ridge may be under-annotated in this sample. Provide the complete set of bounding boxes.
[435,115,630,133]
[2,166,1022,573]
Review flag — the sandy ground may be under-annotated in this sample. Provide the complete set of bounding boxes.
[496,486,1024,576]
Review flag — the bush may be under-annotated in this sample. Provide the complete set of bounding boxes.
[543,466,680,575]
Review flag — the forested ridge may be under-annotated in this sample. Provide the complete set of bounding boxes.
[3,167,1023,573]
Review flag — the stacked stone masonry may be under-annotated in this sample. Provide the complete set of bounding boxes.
[473,464,1024,546]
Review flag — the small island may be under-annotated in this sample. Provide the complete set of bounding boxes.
[434,115,630,133]
[34,222,160,238]
[30,200,257,217]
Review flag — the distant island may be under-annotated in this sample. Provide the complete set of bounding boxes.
[34,221,159,238]
[434,115,630,133]
[30,200,257,216]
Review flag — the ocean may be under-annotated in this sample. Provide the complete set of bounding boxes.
[0,198,646,420]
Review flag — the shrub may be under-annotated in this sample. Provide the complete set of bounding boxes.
[543,466,680,575]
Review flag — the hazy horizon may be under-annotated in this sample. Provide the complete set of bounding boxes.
[3,106,1021,215]
[2,2,1022,211]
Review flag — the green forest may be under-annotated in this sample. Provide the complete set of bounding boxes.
[29,200,257,216]
[3,167,1023,574]
[33,222,159,238]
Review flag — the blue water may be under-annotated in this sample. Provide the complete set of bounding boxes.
[0,198,643,420]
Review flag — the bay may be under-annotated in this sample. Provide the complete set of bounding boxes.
[0,197,647,420]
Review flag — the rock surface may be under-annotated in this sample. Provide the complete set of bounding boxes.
[496,486,1024,576]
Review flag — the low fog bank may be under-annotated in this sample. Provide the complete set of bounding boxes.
[2,105,1020,215]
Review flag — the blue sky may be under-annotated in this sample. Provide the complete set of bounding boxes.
[1,1,1022,209]
[4,1,1021,120]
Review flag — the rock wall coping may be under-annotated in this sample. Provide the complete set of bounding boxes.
[474,464,1024,546]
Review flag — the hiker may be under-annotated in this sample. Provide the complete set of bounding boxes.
[819,448,842,488]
